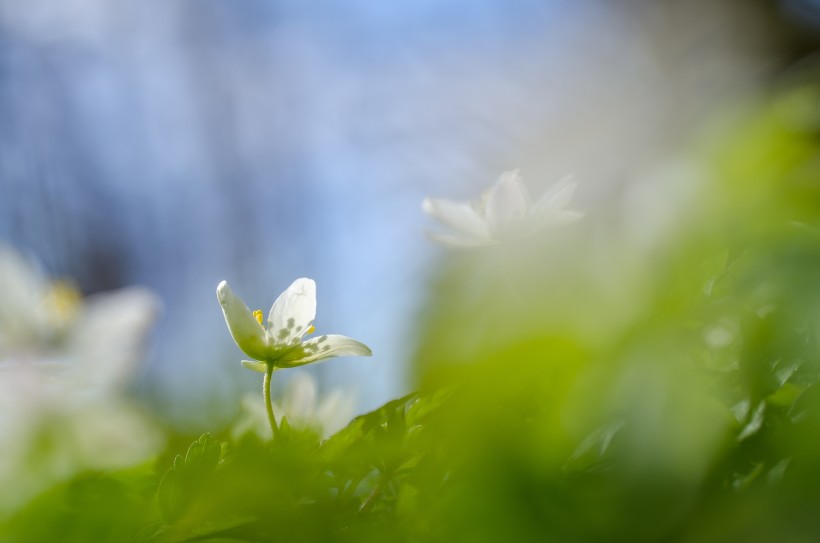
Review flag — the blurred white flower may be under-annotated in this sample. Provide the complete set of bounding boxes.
[422,170,582,247]
[0,244,162,511]
[0,245,78,351]
[233,372,356,439]
[217,278,372,372]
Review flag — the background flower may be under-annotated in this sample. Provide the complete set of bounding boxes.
[0,244,163,513]
[233,372,356,439]
[423,170,581,247]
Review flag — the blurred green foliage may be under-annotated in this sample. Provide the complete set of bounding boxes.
[5,83,820,542]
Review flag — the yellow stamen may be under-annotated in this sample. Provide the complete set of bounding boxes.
[253,309,264,326]
[45,281,81,324]
[306,325,315,335]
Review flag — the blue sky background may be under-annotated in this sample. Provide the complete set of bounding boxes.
[0,0,791,425]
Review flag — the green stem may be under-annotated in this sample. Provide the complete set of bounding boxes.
[263,362,278,439]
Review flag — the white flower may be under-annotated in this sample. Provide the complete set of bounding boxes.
[0,244,160,390]
[422,170,582,247]
[0,244,162,512]
[233,372,356,439]
[216,278,372,372]
[0,245,78,351]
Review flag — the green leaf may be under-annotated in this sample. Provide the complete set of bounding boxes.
[699,250,729,297]
[767,382,805,408]
[737,402,766,442]
[158,433,225,523]
[565,420,625,473]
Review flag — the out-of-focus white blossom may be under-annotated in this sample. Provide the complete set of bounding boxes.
[0,244,162,512]
[217,278,371,372]
[0,246,78,351]
[422,170,582,248]
[233,372,356,439]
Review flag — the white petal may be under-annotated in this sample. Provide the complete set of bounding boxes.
[283,372,318,421]
[0,245,50,347]
[68,402,161,470]
[276,334,372,368]
[423,230,495,248]
[69,287,160,389]
[233,393,269,439]
[484,170,531,237]
[315,389,357,437]
[216,281,270,360]
[531,174,578,215]
[422,197,491,239]
[267,278,317,348]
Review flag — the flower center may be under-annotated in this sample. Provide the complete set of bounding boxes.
[253,309,264,326]
[45,281,81,325]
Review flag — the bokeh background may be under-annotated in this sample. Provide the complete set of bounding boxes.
[0,0,817,426]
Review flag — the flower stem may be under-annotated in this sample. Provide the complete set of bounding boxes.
[263,362,278,439]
